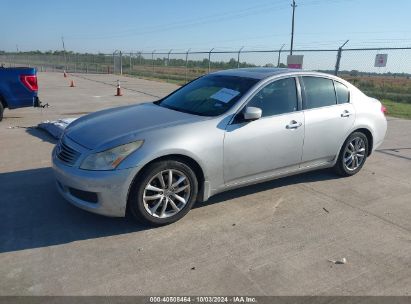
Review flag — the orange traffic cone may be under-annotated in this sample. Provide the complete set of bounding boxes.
[115,80,122,96]
[70,79,75,87]
[64,70,67,78]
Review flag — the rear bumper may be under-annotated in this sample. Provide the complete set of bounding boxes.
[7,96,40,109]
[372,116,388,152]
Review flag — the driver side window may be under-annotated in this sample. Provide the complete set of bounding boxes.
[247,77,298,117]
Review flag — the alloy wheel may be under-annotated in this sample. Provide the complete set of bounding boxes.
[142,169,191,218]
[343,137,366,171]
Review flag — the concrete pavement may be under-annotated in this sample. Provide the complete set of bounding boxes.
[0,72,410,295]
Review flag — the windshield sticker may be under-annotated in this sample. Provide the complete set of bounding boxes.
[210,88,240,103]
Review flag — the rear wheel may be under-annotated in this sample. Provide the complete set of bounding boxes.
[334,132,369,176]
[128,160,198,226]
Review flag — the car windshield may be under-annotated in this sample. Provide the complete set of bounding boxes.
[156,75,259,116]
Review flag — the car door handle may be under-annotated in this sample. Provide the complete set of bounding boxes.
[286,121,302,129]
[341,110,352,118]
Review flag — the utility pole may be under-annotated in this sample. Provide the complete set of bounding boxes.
[290,0,297,55]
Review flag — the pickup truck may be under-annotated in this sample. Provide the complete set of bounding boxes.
[0,67,40,121]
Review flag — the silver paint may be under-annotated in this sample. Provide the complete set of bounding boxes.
[52,68,387,217]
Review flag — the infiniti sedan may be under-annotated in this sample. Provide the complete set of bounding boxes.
[52,68,387,225]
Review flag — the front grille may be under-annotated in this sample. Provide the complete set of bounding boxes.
[56,139,81,166]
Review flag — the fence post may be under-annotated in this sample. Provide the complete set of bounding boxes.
[113,51,115,74]
[152,50,156,76]
[167,49,172,67]
[334,40,349,76]
[237,46,244,68]
[120,51,123,75]
[208,48,214,73]
[129,52,132,73]
[167,49,173,82]
[185,48,191,83]
[277,44,285,67]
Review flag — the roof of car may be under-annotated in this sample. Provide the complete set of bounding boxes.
[211,68,320,80]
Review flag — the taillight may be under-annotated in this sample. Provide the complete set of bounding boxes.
[381,105,387,115]
[19,75,38,92]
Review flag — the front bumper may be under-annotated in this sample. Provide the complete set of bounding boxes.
[52,147,140,217]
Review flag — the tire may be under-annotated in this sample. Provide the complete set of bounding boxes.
[128,160,198,226]
[334,132,369,176]
[0,102,3,122]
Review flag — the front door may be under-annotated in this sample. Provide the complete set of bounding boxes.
[223,77,305,185]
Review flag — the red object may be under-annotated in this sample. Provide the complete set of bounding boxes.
[19,75,38,92]
[287,63,302,69]
[381,105,387,115]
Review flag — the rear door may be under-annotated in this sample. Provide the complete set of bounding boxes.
[300,76,355,167]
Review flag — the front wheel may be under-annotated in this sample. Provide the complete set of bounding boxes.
[128,160,198,226]
[334,132,369,176]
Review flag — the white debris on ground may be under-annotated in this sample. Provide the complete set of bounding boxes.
[328,257,347,264]
[37,118,78,139]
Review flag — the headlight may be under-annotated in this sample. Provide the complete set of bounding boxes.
[80,140,143,170]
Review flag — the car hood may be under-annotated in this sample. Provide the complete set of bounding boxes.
[65,103,202,149]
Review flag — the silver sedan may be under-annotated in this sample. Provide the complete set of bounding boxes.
[52,68,387,225]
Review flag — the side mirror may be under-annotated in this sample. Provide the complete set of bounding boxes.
[243,107,262,121]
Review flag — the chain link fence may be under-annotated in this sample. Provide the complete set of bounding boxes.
[2,47,411,102]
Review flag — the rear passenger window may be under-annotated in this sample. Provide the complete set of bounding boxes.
[334,81,350,104]
[302,77,337,109]
[247,78,298,117]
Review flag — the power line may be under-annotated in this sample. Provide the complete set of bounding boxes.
[66,1,290,40]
